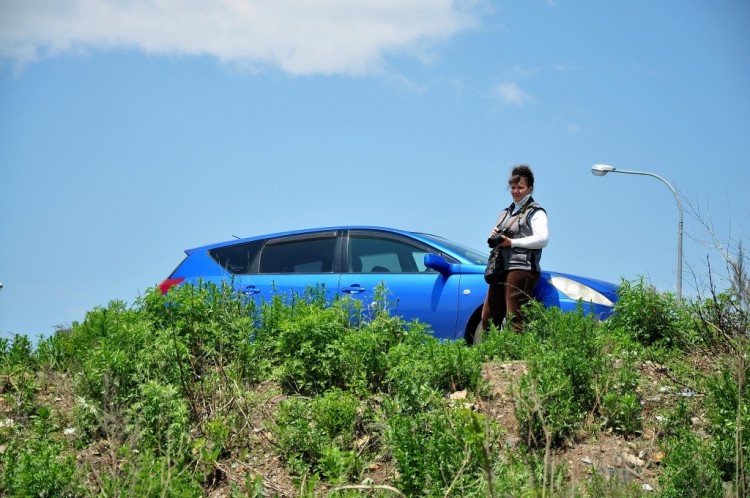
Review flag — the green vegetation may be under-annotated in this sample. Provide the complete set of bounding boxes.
[1,273,748,497]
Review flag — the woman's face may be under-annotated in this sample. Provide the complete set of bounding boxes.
[509,178,532,203]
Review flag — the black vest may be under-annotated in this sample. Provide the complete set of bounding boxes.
[493,197,545,272]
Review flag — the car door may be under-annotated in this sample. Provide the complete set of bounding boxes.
[340,229,462,340]
[234,230,341,306]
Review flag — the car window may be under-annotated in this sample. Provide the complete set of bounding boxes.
[259,236,336,274]
[208,240,264,275]
[415,233,487,265]
[348,233,433,273]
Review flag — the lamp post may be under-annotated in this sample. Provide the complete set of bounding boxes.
[591,164,683,301]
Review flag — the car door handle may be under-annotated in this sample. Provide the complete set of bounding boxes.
[242,286,261,295]
[342,284,367,294]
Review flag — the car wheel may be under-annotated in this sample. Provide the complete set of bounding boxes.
[464,320,485,346]
[473,322,485,345]
[464,311,484,345]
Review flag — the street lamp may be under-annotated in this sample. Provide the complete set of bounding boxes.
[591,164,683,301]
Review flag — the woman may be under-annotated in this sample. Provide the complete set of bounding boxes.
[482,165,549,333]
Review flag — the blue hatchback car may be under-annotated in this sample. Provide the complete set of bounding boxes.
[158,226,619,343]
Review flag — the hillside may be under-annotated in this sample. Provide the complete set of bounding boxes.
[0,279,747,497]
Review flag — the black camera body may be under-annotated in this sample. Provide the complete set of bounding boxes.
[487,227,513,248]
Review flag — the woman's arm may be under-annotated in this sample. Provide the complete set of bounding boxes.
[510,210,548,249]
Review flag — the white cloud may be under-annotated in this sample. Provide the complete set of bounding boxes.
[0,0,481,75]
[491,82,533,107]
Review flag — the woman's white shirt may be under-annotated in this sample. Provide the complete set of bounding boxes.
[510,209,548,250]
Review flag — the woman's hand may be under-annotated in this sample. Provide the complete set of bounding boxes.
[490,228,512,248]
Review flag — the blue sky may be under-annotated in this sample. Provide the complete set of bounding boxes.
[1,0,749,340]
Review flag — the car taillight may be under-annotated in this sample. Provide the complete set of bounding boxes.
[158,277,185,295]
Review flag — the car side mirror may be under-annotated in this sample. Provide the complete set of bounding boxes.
[424,253,457,276]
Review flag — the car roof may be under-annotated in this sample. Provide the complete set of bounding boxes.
[184,226,434,254]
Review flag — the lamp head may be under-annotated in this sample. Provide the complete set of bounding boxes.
[591,164,616,176]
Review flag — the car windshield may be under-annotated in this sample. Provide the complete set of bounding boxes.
[415,233,489,265]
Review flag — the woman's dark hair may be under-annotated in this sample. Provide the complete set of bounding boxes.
[509,164,534,188]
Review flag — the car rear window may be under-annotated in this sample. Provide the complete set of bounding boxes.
[208,240,263,275]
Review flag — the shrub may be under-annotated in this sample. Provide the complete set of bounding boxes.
[62,301,152,409]
[608,277,689,347]
[335,308,411,396]
[426,336,484,394]
[601,391,641,436]
[11,274,750,496]
[273,388,364,481]
[98,448,203,498]
[689,289,750,354]
[34,329,69,371]
[129,380,190,453]
[659,431,723,498]
[311,388,360,443]
[274,297,352,396]
[477,323,537,362]
[0,334,36,371]
[660,398,694,438]
[597,345,642,436]
[514,357,580,448]
[387,407,492,496]
[384,340,443,415]
[489,450,536,497]
[335,317,392,395]
[0,407,83,497]
[140,283,258,382]
[272,396,328,476]
[0,365,38,423]
[383,321,484,414]
[513,303,605,447]
[704,363,750,484]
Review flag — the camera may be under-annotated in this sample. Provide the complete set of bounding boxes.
[487,227,513,248]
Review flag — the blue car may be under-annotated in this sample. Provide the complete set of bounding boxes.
[158,226,618,343]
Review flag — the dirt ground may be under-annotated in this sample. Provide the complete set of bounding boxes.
[475,361,663,491]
